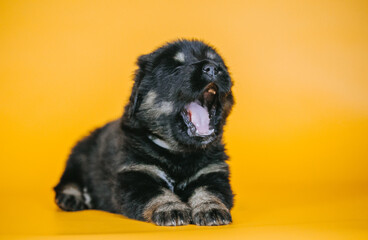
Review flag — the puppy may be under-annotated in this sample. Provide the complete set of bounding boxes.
[54,40,235,226]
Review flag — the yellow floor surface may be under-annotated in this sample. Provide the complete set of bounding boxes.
[1,187,367,240]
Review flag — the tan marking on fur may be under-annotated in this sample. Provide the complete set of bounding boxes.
[145,101,173,118]
[174,52,185,63]
[61,184,82,198]
[188,187,228,216]
[191,202,229,216]
[140,91,157,109]
[206,51,216,59]
[178,162,228,189]
[154,201,189,213]
[142,188,188,221]
[139,91,173,118]
[157,101,173,115]
[117,164,174,191]
[191,163,228,183]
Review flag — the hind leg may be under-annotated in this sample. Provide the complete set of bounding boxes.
[54,154,92,211]
[55,184,90,211]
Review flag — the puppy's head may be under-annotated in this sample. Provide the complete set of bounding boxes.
[126,40,234,151]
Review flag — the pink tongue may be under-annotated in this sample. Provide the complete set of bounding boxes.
[186,101,211,135]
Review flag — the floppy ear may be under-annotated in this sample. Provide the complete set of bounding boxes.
[137,53,152,71]
[128,54,152,117]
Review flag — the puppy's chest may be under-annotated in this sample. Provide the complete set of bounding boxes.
[160,163,207,192]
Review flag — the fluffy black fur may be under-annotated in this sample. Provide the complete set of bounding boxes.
[54,40,235,226]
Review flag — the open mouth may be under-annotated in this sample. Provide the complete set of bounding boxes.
[181,83,218,137]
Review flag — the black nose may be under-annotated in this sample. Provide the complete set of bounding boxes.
[202,63,219,78]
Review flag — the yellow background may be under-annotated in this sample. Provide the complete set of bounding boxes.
[1,0,367,239]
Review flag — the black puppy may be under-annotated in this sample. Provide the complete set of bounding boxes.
[54,40,235,226]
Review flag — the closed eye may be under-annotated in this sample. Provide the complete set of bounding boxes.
[171,66,183,74]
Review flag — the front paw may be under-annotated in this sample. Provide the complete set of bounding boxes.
[150,202,191,226]
[192,203,232,226]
